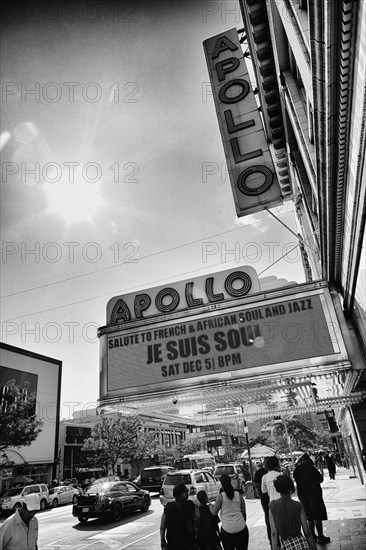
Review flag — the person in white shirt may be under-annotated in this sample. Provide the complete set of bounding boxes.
[261,456,282,502]
[211,474,249,550]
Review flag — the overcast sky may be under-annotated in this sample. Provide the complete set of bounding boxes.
[1,0,306,418]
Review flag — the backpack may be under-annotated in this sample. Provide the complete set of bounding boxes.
[198,505,220,542]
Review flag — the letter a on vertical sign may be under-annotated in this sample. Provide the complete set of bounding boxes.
[203,28,283,216]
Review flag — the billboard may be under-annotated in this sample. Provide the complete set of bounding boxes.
[100,286,348,401]
[0,344,62,465]
[203,28,283,216]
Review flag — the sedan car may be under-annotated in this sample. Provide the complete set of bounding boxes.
[49,485,80,507]
[72,481,151,523]
[159,470,220,506]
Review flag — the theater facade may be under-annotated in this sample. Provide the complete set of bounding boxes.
[98,266,365,480]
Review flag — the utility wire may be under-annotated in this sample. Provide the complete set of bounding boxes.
[2,258,251,321]
[1,209,295,299]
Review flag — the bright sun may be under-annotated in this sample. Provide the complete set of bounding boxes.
[43,168,105,226]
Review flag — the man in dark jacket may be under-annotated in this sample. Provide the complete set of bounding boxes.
[293,453,330,545]
[253,461,271,546]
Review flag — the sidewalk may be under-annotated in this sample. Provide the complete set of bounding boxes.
[245,468,366,550]
[148,468,366,550]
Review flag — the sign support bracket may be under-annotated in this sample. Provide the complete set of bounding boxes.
[264,207,313,252]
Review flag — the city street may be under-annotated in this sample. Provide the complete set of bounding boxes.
[1,469,364,550]
[37,494,162,550]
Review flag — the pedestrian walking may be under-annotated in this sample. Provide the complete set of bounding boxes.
[281,460,291,478]
[0,493,40,550]
[211,474,249,550]
[314,453,324,475]
[361,447,366,472]
[253,461,271,546]
[196,490,221,550]
[324,452,336,480]
[261,456,282,502]
[160,483,198,550]
[293,453,331,545]
[269,475,317,550]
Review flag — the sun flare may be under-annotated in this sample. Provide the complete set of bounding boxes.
[43,168,105,226]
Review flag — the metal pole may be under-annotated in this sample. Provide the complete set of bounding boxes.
[282,416,295,471]
[244,420,254,482]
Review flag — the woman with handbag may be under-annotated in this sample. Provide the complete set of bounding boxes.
[210,474,249,550]
[269,475,317,550]
[160,483,198,550]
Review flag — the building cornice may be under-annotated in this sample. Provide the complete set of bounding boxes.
[239,0,293,197]
[334,0,359,285]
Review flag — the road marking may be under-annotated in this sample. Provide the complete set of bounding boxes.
[118,529,160,549]
[88,521,155,538]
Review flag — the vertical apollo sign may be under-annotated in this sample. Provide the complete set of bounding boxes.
[203,28,283,216]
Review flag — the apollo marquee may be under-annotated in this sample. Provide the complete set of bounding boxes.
[98,268,349,403]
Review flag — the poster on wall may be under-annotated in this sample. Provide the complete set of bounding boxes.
[0,367,38,415]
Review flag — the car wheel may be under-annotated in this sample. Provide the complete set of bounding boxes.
[52,498,58,508]
[140,497,150,512]
[112,503,123,522]
[78,516,88,523]
[13,502,22,512]
[72,495,78,504]
[40,499,47,511]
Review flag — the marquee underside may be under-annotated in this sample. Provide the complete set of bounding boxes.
[99,364,365,423]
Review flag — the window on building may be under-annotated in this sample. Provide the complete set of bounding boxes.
[307,100,314,143]
[299,0,308,10]
[289,46,304,90]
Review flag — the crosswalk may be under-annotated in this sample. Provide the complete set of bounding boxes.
[39,518,158,550]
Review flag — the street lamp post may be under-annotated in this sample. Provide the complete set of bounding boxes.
[281,416,295,471]
[243,420,255,482]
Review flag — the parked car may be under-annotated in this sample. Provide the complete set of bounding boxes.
[213,463,246,492]
[159,469,220,506]
[72,481,151,523]
[140,466,175,493]
[0,483,49,514]
[49,485,80,507]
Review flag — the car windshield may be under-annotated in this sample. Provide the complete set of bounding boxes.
[141,469,161,478]
[215,466,235,475]
[3,487,23,496]
[85,482,113,494]
[164,474,191,486]
[92,476,118,485]
[49,487,62,494]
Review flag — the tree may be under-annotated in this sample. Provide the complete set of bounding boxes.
[0,379,43,465]
[268,418,322,454]
[176,436,207,456]
[130,430,157,475]
[81,414,142,474]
